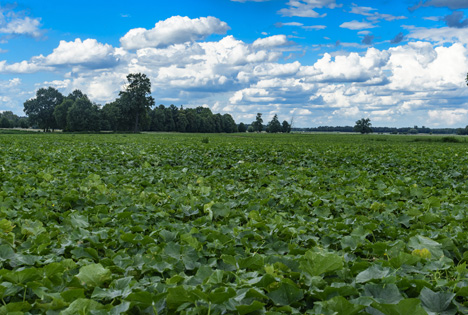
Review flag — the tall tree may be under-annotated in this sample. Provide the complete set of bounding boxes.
[282,120,291,133]
[252,113,263,132]
[67,96,101,132]
[23,87,64,132]
[238,122,247,133]
[354,118,373,134]
[267,114,282,133]
[119,73,155,133]
[54,99,74,131]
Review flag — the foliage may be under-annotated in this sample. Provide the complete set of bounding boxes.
[354,118,373,134]
[238,122,247,133]
[0,117,10,128]
[119,73,155,133]
[251,113,263,132]
[0,133,468,313]
[282,120,291,133]
[23,87,64,131]
[66,96,101,132]
[266,114,282,133]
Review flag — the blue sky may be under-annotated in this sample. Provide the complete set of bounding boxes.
[0,0,468,127]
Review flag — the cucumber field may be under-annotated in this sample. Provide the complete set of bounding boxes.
[1,133,468,314]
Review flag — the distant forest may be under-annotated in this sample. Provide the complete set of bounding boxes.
[294,126,467,135]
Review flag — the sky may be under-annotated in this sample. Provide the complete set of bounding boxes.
[0,0,467,127]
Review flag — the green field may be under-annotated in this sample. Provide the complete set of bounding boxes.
[0,133,468,314]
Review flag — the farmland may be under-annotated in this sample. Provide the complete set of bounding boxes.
[0,133,468,314]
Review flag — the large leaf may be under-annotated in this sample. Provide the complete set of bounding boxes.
[76,264,112,287]
[372,298,427,315]
[356,265,392,283]
[60,298,105,315]
[300,250,343,277]
[363,283,403,304]
[267,280,304,306]
[420,287,456,315]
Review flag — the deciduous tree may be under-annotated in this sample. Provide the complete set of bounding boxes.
[354,118,373,134]
[119,73,155,133]
[23,87,64,132]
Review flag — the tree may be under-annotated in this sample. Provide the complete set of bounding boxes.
[0,116,11,128]
[252,113,263,132]
[238,122,247,133]
[23,87,64,132]
[67,96,101,132]
[354,118,373,134]
[222,114,237,133]
[119,73,155,133]
[176,111,188,132]
[282,120,291,133]
[266,114,282,133]
[466,73,468,86]
[54,99,74,130]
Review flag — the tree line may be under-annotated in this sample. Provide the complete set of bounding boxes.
[20,73,238,133]
[10,73,294,134]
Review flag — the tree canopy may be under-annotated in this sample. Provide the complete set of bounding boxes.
[24,87,64,132]
[119,73,155,133]
[354,118,373,134]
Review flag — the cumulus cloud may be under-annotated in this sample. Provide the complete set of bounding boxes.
[428,109,468,126]
[0,60,51,73]
[43,39,118,68]
[279,0,341,18]
[405,26,468,44]
[120,16,230,50]
[340,20,377,30]
[0,16,42,38]
[0,5,44,40]
[252,35,290,48]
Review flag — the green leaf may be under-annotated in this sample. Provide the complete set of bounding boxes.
[76,263,111,287]
[372,298,427,315]
[2,268,40,284]
[0,245,14,261]
[60,289,86,302]
[300,250,343,277]
[319,296,366,315]
[356,265,392,283]
[408,235,443,259]
[236,301,265,315]
[420,287,456,315]
[60,298,105,315]
[166,287,198,309]
[0,301,31,315]
[267,281,304,306]
[363,283,403,304]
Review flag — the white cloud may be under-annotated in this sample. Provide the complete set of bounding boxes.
[405,26,468,44]
[0,60,51,73]
[428,109,468,126]
[0,16,42,38]
[349,4,407,21]
[279,0,340,18]
[0,6,43,40]
[252,35,290,48]
[340,20,378,30]
[120,16,230,50]
[43,39,118,68]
